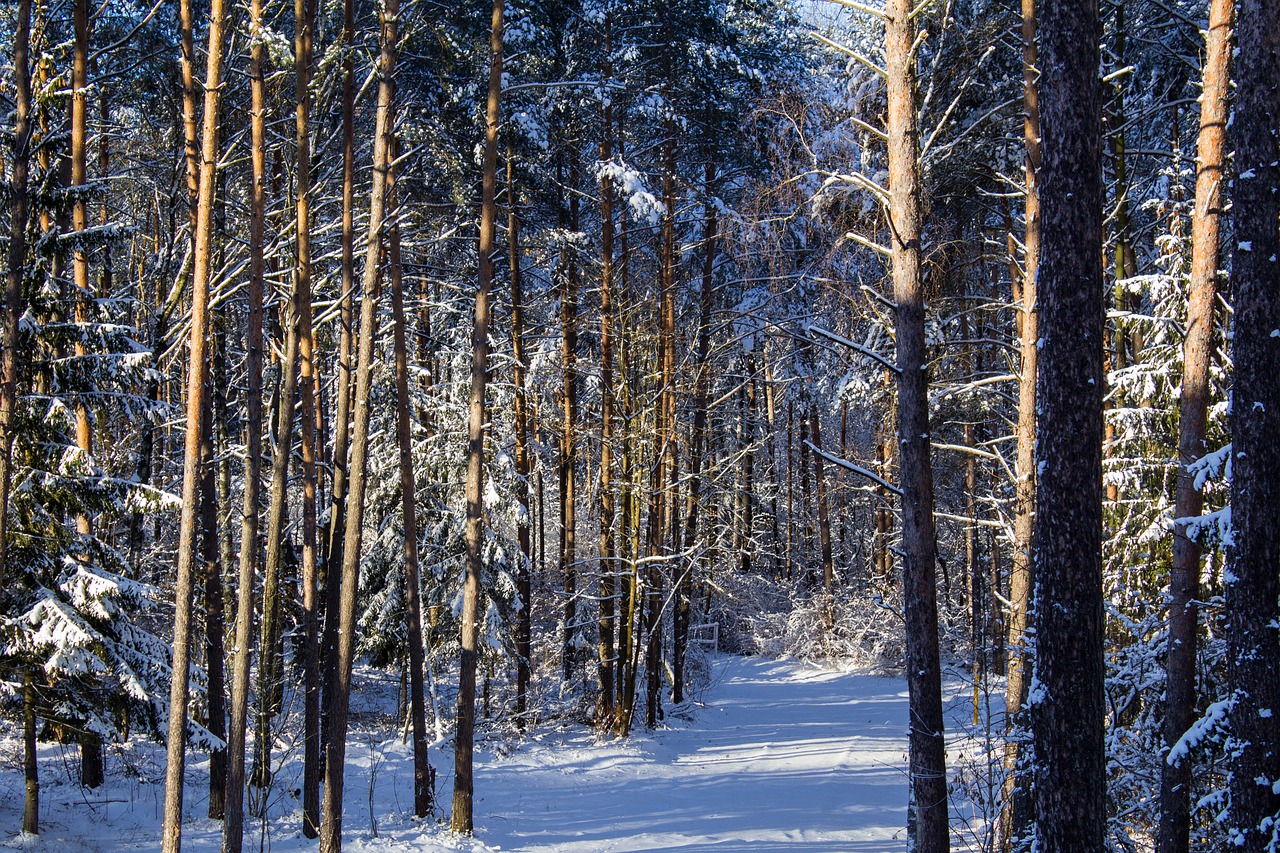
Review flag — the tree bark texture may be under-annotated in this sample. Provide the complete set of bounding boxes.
[389,138,433,818]
[162,0,232,849]
[1001,0,1041,845]
[222,0,268,844]
[0,0,33,588]
[1156,1,1231,850]
[1223,0,1280,848]
[452,0,502,832]
[319,0,396,845]
[885,0,949,848]
[1032,0,1106,848]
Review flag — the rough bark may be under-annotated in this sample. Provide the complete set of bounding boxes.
[161,0,232,848]
[221,0,267,844]
[0,0,32,589]
[1032,0,1106,847]
[321,0,358,751]
[885,0,949,847]
[1000,0,1041,844]
[293,0,321,832]
[317,0,396,846]
[1223,0,1280,848]
[1155,1,1230,850]
[388,136,432,818]
[451,0,502,831]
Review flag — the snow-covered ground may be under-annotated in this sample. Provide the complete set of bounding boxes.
[2,656,991,852]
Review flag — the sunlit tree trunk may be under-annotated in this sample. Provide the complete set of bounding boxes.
[162,0,233,848]
[222,0,267,845]
[0,0,32,591]
[451,0,503,832]
[1000,0,1042,845]
[293,0,321,832]
[884,0,949,847]
[318,0,396,846]
[1155,5,1230,852]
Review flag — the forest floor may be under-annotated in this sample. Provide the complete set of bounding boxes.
[0,655,993,852]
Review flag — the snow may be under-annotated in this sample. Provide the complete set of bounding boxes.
[0,656,958,852]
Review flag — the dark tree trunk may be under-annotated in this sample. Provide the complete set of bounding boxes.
[1032,0,1106,847]
[320,0,357,755]
[1156,0,1230,850]
[1223,0,1280,848]
[200,376,226,818]
[23,671,38,835]
[676,163,717,706]
[222,0,268,844]
[388,135,433,818]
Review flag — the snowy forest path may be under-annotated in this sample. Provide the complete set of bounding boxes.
[468,655,915,852]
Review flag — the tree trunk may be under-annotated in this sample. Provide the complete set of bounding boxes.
[597,50,618,725]
[318,0,396,845]
[676,164,717,706]
[1155,1,1230,850]
[162,0,232,848]
[0,0,32,591]
[321,0,358,754]
[1223,0,1280,848]
[1032,0,1106,847]
[508,149,533,729]
[254,298,299,792]
[389,133,433,818]
[451,0,503,832]
[1000,0,1042,845]
[23,671,38,835]
[222,0,268,843]
[293,0,321,832]
[558,153,579,684]
[200,376,226,818]
[884,0,949,848]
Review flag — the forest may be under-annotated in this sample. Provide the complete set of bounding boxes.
[0,0,1277,849]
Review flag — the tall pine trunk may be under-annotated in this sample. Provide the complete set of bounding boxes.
[161,0,232,848]
[0,0,32,588]
[507,150,533,728]
[1155,1,1230,849]
[452,0,503,831]
[319,0,396,845]
[1032,0,1106,847]
[221,0,267,844]
[885,0,949,847]
[388,134,433,818]
[1222,0,1280,848]
[1000,0,1041,843]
